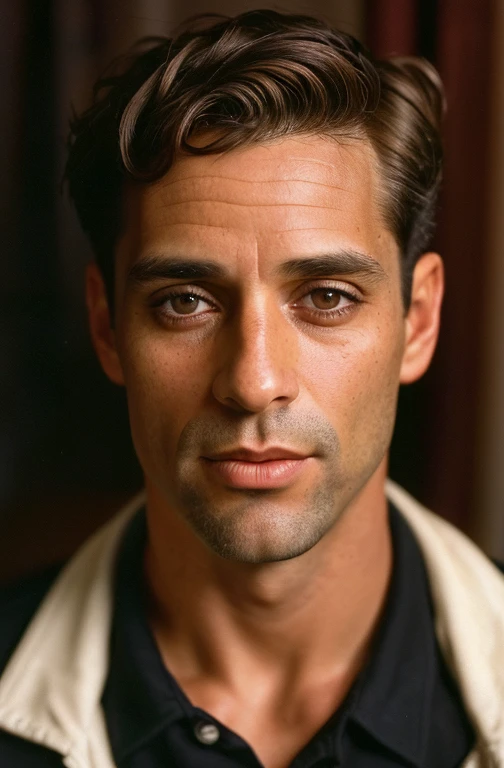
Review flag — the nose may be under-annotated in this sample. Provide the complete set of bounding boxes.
[211,296,299,414]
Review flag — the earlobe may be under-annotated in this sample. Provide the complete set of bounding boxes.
[85,262,125,386]
[399,252,444,385]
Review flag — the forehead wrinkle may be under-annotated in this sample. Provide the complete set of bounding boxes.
[147,163,368,211]
[289,154,354,167]
[147,221,239,232]
[150,174,350,192]
[150,199,345,211]
[146,136,377,201]
[277,226,373,235]
[148,179,352,209]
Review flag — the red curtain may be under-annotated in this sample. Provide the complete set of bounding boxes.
[367,0,496,530]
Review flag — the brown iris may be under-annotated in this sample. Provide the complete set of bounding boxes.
[310,289,342,310]
[171,294,201,314]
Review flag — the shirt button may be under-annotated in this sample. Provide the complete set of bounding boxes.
[194,720,220,745]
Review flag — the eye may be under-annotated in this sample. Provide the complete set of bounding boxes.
[301,287,353,311]
[290,282,362,326]
[168,292,211,315]
[152,289,217,321]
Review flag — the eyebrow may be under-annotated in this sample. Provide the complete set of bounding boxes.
[276,250,387,282]
[128,256,228,285]
[127,249,387,286]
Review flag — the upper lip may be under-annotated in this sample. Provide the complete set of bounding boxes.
[204,447,309,462]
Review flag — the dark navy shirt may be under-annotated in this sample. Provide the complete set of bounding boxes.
[101,505,475,767]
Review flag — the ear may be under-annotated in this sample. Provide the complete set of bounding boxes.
[85,261,125,385]
[399,252,444,384]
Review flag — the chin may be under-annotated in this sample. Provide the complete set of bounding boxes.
[180,490,339,564]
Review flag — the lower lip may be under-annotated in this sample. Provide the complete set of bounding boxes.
[202,458,309,489]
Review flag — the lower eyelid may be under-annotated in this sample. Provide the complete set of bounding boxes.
[305,303,355,315]
[292,295,360,322]
[292,291,359,309]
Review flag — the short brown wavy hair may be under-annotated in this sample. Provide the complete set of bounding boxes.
[65,9,444,308]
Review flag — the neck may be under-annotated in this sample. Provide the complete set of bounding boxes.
[143,464,392,696]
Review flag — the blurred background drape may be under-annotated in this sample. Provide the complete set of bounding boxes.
[1,0,502,583]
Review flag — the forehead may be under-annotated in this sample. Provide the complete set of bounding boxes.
[117,135,395,274]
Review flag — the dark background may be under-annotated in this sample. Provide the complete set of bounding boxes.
[1,0,501,583]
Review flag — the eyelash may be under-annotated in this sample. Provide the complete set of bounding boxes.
[150,283,362,326]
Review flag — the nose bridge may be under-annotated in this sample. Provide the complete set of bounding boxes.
[212,288,299,413]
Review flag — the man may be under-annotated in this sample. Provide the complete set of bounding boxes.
[1,9,503,768]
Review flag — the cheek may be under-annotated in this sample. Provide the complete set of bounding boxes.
[119,331,212,466]
[301,319,404,454]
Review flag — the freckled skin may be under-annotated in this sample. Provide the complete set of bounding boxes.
[112,136,406,563]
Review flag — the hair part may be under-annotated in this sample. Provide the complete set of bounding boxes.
[65,9,444,309]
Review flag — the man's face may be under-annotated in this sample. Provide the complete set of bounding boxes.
[110,136,408,563]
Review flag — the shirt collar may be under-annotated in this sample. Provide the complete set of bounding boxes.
[348,504,436,767]
[101,510,185,763]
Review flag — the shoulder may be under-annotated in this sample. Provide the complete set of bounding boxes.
[0,564,64,675]
[0,566,67,766]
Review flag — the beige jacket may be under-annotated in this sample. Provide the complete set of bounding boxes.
[0,481,503,768]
